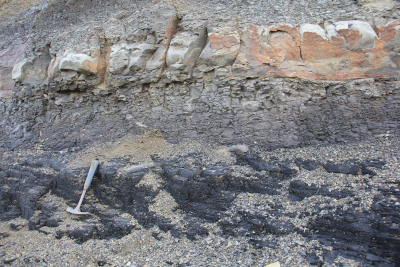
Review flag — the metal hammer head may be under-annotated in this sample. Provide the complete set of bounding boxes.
[66,206,91,215]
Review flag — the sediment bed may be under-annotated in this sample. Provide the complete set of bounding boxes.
[1,0,400,266]
[1,131,399,266]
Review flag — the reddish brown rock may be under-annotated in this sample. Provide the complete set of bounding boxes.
[338,28,363,48]
[93,48,108,85]
[210,33,237,51]
[242,24,300,65]
[197,27,240,67]
[232,20,399,80]
[300,32,348,60]
[376,20,400,52]
[377,20,399,42]
[270,24,301,46]
[233,24,301,77]
[239,25,271,66]
[269,31,300,62]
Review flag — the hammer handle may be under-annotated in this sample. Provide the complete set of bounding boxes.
[83,160,99,190]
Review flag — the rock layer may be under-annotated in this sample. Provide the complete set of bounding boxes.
[0,3,398,149]
[1,135,399,266]
[0,1,400,266]
[2,76,399,151]
[7,19,400,90]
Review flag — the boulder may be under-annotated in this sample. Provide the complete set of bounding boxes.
[166,32,199,66]
[59,52,97,75]
[129,43,157,71]
[197,27,240,67]
[11,61,27,82]
[164,25,208,80]
[146,47,167,71]
[299,24,328,40]
[335,20,378,51]
[109,43,159,75]
[109,44,130,74]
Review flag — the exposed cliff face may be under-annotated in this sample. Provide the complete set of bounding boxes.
[1,1,400,266]
[2,76,400,151]
[0,0,400,149]
[7,5,400,89]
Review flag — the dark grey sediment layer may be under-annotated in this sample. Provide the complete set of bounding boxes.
[0,133,399,266]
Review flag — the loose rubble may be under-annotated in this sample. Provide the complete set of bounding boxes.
[1,132,399,266]
[0,0,400,266]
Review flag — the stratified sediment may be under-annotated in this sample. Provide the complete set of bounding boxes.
[0,0,400,266]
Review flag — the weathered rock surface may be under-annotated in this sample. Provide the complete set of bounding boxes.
[2,76,399,151]
[8,18,400,87]
[0,0,400,265]
[1,2,399,96]
[59,52,97,75]
[1,134,400,266]
[0,1,398,151]
[0,0,398,150]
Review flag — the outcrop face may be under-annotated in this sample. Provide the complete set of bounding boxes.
[6,9,400,89]
[2,75,400,151]
[0,0,399,150]
[1,132,399,266]
[0,0,400,265]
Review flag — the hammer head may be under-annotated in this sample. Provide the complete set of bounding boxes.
[66,206,92,215]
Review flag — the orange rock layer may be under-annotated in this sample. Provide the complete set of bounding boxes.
[232,21,400,80]
[5,20,400,97]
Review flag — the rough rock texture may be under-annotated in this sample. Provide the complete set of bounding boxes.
[2,76,400,151]
[6,8,400,87]
[1,132,400,266]
[0,0,399,150]
[0,0,400,266]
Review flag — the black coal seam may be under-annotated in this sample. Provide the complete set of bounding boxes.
[4,153,398,267]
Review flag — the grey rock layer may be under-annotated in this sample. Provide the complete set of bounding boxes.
[1,76,399,150]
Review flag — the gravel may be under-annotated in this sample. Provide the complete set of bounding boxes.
[0,132,399,266]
